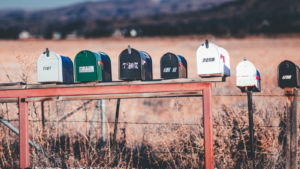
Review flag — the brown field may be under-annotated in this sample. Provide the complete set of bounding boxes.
[0,36,299,168]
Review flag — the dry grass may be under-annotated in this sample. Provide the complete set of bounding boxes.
[0,36,300,168]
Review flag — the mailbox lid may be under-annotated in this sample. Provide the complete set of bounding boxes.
[61,56,74,84]
[161,52,185,79]
[98,52,112,82]
[196,42,223,76]
[277,60,300,88]
[75,50,102,82]
[37,51,62,83]
[142,51,153,80]
[236,61,258,87]
[119,48,145,81]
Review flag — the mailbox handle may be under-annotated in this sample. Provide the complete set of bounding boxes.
[205,39,209,48]
[128,45,131,54]
[46,48,49,57]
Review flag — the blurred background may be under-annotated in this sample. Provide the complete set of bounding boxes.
[1,1,300,168]
[1,0,300,39]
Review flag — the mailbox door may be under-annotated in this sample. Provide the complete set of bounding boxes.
[219,47,230,76]
[178,55,187,78]
[142,51,153,80]
[161,53,181,79]
[75,51,102,82]
[197,43,222,76]
[37,51,62,83]
[119,49,143,81]
[98,52,112,82]
[61,56,74,84]
[278,60,300,88]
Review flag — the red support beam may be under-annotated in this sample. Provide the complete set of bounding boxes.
[0,81,216,168]
[203,83,214,169]
[19,97,29,169]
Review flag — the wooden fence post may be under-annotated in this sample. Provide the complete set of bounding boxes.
[19,97,29,169]
[284,87,298,169]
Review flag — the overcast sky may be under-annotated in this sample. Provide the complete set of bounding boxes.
[0,0,106,10]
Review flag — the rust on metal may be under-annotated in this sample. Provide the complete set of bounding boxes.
[203,83,214,169]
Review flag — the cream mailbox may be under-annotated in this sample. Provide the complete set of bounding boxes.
[236,59,261,92]
[37,48,74,84]
[196,39,230,77]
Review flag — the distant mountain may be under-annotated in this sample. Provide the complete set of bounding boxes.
[0,0,300,39]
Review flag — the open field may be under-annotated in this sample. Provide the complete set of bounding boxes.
[0,36,300,168]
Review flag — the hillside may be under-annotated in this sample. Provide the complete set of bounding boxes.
[0,0,300,38]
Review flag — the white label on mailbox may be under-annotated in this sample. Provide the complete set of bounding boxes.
[163,67,171,73]
[172,67,177,72]
[282,75,292,79]
[122,62,138,69]
[79,66,94,73]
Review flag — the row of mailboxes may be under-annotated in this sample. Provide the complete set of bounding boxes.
[196,40,230,77]
[37,42,233,83]
[236,59,261,92]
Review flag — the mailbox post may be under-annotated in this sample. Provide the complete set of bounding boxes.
[236,58,261,169]
[278,60,299,169]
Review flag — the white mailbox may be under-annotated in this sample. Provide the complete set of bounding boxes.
[196,40,230,77]
[37,48,74,84]
[236,59,261,92]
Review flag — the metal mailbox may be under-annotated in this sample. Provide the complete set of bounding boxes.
[277,60,300,88]
[98,52,112,82]
[37,48,74,84]
[160,52,187,79]
[196,40,230,77]
[74,50,103,82]
[119,46,152,81]
[236,59,261,92]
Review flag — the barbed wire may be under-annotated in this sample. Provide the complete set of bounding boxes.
[3,119,281,128]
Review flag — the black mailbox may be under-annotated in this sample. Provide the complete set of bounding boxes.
[278,60,300,88]
[160,52,187,79]
[119,46,152,81]
[98,52,112,82]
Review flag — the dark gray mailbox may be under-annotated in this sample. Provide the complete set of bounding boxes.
[119,46,152,81]
[278,60,300,88]
[98,52,112,82]
[160,52,187,79]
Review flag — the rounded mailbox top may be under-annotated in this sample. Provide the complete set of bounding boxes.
[196,42,220,60]
[236,60,257,77]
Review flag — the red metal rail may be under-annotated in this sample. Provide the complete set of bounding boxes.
[0,79,216,169]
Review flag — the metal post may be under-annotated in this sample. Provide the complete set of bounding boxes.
[247,91,255,169]
[101,99,106,142]
[203,84,214,169]
[110,98,120,165]
[90,100,100,135]
[41,101,46,147]
[19,97,29,169]
[284,88,298,169]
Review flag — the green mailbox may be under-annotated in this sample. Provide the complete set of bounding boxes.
[74,50,103,82]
